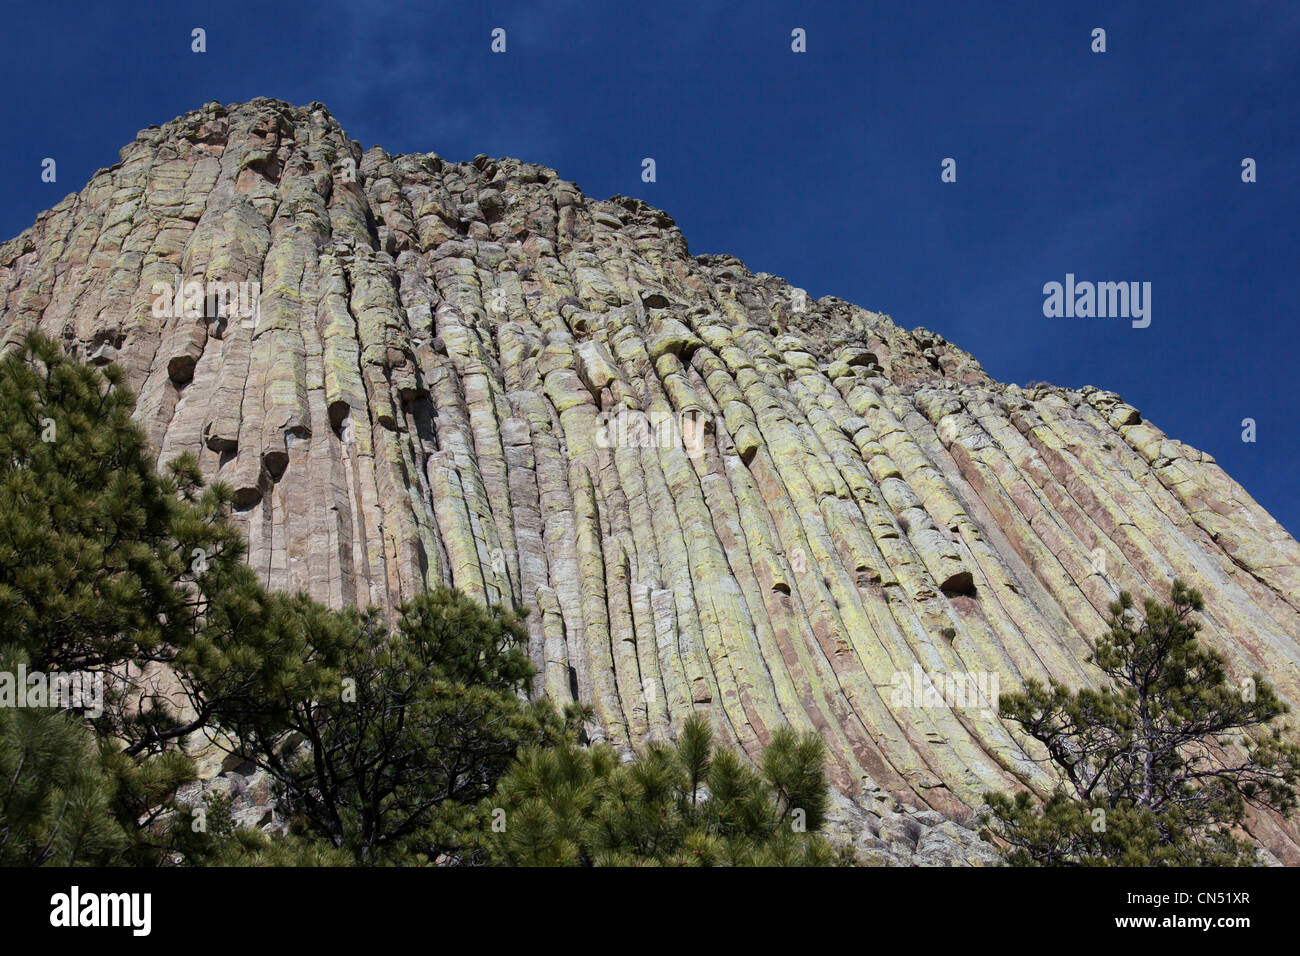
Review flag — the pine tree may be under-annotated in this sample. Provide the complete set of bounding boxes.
[0,648,128,866]
[983,580,1300,865]
[0,331,250,756]
[488,713,846,865]
[0,333,266,862]
[191,586,567,864]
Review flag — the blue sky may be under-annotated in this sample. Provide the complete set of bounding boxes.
[2,1,1296,535]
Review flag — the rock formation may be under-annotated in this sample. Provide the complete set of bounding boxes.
[3,99,1298,862]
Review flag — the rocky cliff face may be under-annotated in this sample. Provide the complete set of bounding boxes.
[4,99,1299,862]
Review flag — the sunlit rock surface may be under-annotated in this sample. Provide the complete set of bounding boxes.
[4,99,1298,862]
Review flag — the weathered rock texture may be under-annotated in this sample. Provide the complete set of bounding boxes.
[4,99,1299,862]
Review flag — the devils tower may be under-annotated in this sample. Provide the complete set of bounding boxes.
[3,98,1298,862]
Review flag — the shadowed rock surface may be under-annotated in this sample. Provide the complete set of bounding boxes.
[3,99,1298,863]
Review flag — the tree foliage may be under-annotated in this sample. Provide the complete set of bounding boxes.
[0,332,250,760]
[189,586,567,864]
[488,713,844,866]
[0,649,128,865]
[0,333,269,861]
[984,581,1300,865]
